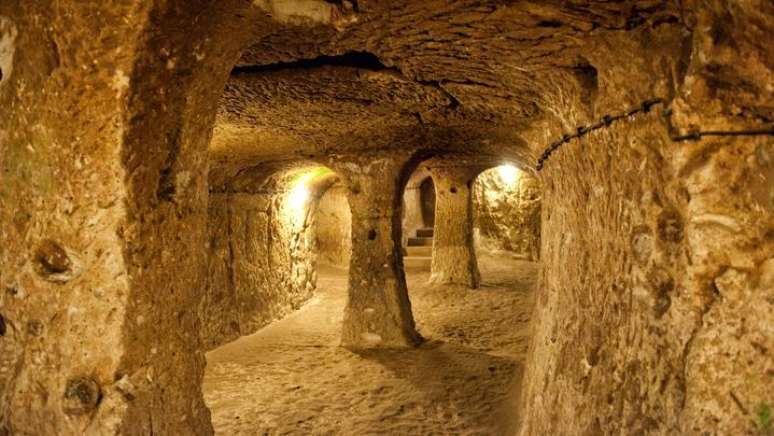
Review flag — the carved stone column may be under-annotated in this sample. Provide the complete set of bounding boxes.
[329,155,422,348]
[0,2,258,434]
[427,163,482,288]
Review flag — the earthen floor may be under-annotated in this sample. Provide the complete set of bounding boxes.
[203,254,538,435]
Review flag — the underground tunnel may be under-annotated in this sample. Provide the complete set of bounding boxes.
[0,1,773,435]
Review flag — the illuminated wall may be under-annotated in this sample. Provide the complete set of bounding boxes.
[201,173,325,349]
[315,184,352,268]
[473,165,541,260]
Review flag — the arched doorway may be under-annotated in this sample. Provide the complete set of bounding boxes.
[419,176,436,228]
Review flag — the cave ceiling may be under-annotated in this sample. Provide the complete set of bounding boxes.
[209,0,683,175]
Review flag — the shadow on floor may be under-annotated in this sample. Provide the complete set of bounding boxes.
[353,339,524,434]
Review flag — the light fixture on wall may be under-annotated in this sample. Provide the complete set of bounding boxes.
[289,181,310,211]
[287,167,334,213]
[497,164,519,185]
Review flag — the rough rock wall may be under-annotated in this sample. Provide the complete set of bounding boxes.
[473,169,541,261]
[0,1,262,434]
[0,6,142,434]
[326,153,422,348]
[315,184,351,268]
[428,164,481,288]
[202,193,316,349]
[519,5,774,434]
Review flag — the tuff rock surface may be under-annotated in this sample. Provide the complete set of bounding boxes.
[0,0,771,434]
[474,168,542,261]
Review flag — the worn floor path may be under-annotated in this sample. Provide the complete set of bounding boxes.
[203,254,538,435]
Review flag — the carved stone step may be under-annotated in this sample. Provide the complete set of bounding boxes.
[407,237,433,247]
[416,228,434,238]
[406,246,432,256]
[403,256,432,268]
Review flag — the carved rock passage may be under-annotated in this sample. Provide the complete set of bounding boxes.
[330,156,422,348]
[473,169,541,261]
[401,166,434,247]
[427,164,481,288]
[203,193,316,349]
[0,0,773,435]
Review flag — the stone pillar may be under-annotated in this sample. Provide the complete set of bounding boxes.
[330,156,422,349]
[0,2,258,434]
[428,164,481,288]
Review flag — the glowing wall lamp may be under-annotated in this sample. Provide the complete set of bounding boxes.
[288,179,310,211]
[497,164,520,185]
[287,167,333,213]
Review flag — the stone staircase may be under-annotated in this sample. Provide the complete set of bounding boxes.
[404,228,433,268]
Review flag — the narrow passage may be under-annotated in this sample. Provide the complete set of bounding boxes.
[203,254,537,435]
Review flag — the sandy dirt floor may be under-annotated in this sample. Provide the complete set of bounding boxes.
[203,254,538,435]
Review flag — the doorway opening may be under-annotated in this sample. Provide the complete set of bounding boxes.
[402,170,435,270]
[419,176,436,228]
